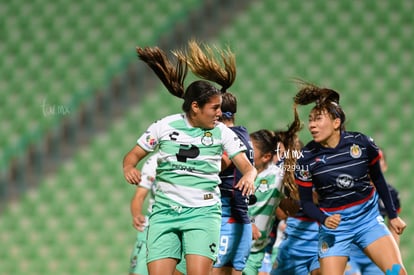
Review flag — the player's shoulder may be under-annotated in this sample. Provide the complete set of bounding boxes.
[229,125,248,135]
[342,130,370,140]
[229,125,250,140]
[147,113,182,129]
[156,113,183,123]
[342,131,375,146]
[299,140,319,162]
[214,122,239,138]
[263,163,284,177]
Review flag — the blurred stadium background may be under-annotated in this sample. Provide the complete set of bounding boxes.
[0,0,412,274]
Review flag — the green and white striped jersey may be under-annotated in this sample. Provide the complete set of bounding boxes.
[137,113,247,208]
[248,163,284,252]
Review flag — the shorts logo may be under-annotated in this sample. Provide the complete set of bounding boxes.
[209,243,216,253]
[201,131,213,146]
[336,174,354,189]
[320,241,329,253]
[350,144,362,158]
[320,233,335,254]
[130,255,137,268]
[376,215,385,223]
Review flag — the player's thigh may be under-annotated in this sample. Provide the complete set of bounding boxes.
[319,256,348,275]
[147,258,179,275]
[146,217,182,262]
[182,204,221,261]
[364,235,404,273]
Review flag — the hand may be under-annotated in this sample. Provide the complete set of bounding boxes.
[324,214,341,229]
[132,214,146,231]
[124,166,142,185]
[251,223,262,240]
[389,217,407,235]
[235,177,255,196]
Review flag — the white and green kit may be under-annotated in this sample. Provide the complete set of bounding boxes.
[136,113,247,263]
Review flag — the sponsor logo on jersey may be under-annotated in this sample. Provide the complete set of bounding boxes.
[204,193,213,200]
[201,131,214,146]
[336,174,354,189]
[350,144,362,158]
[169,131,179,141]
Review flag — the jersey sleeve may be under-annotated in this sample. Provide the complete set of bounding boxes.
[369,159,398,219]
[364,134,381,165]
[221,125,247,159]
[136,120,161,152]
[388,184,401,212]
[295,156,328,224]
[363,134,398,219]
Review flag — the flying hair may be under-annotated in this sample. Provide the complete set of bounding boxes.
[292,78,340,106]
[137,46,188,99]
[174,39,236,92]
[277,106,302,201]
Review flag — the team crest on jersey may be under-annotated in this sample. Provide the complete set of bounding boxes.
[145,135,157,147]
[350,144,362,158]
[336,174,354,189]
[258,179,269,192]
[201,131,214,146]
[299,168,310,180]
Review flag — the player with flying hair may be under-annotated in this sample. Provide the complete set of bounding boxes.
[123,42,257,275]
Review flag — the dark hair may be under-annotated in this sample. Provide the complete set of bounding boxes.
[293,80,346,131]
[220,92,237,120]
[250,129,279,156]
[137,46,221,112]
[182,80,221,112]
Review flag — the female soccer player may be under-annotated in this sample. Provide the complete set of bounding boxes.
[293,82,407,275]
[128,153,158,275]
[271,200,320,275]
[271,139,321,275]
[213,92,254,275]
[176,40,254,275]
[128,152,185,275]
[345,148,403,275]
[242,129,284,275]
[123,44,257,275]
